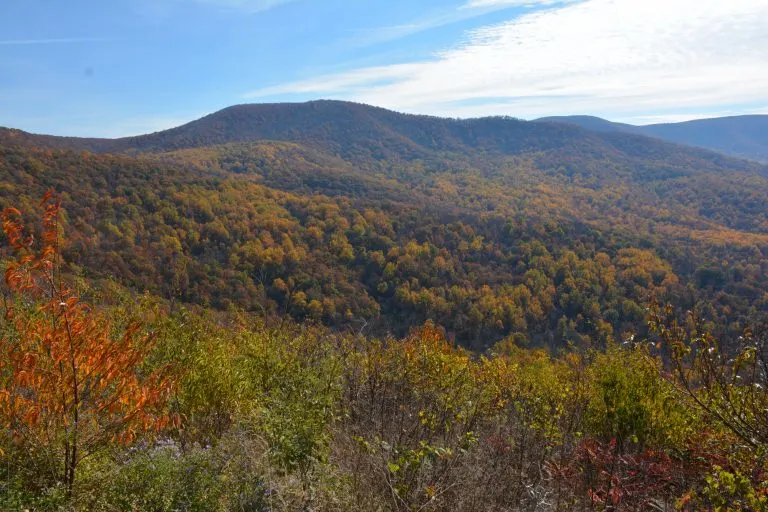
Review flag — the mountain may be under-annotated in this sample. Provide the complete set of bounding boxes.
[2,100,768,348]
[536,114,768,163]
[0,101,759,166]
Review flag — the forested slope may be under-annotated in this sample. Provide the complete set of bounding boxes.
[2,102,768,348]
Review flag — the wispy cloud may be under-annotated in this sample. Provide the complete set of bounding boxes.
[137,0,296,21]
[244,63,424,98]
[627,113,742,125]
[188,0,297,13]
[345,0,569,48]
[462,0,576,8]
[135,0,296,24]
[0,37,107,45]
[29,114,199,138]
[628,106,768,125]
[244,0,768,122]
[100,115,199,138]
[342,10,483,48]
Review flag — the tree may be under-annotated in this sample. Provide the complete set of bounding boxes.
[649,303,767,450]
[0,192,177,494]
[649,303,768,509]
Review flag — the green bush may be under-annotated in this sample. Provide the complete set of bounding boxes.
[586,344,695,451]
[87,441,269,512]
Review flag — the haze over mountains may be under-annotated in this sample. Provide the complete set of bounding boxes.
[536,114,768,163]
[1,100,767,348]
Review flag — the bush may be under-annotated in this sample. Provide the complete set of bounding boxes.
[86,438,269,512]
[586,344,695,452]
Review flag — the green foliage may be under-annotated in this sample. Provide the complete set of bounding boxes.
[93,446,229,512]
[85,439,270,512]
[701,466,768,512]
[586,344,696,450]
[152,311,249,443]
[147,313,343,489]
[237,328,342,476]
[0,477,69,512]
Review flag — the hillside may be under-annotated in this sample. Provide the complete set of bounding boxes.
[537,114,768,163]
[1,101,768,349]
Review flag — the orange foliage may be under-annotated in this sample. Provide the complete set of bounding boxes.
[0,192,178,491]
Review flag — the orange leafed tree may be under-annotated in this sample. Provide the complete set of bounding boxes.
[0,192,177,493]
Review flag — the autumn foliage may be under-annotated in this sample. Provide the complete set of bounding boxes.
[2,128,768,351]
[0,192,176,493]
[0,191,766,509]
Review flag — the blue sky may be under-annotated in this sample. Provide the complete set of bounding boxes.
[2,0,767,137]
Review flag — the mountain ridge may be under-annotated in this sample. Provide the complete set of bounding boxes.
[536,114,768,163]
[2,101,765,170]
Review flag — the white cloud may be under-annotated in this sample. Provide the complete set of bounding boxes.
[245,0,768,121]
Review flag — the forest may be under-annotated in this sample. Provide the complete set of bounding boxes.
[2,101,768,509]
[1,195,766,510]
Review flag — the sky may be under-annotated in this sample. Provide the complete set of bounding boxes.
[1,0,768,137]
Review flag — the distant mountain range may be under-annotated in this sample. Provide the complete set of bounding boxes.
[535,115,768,163]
